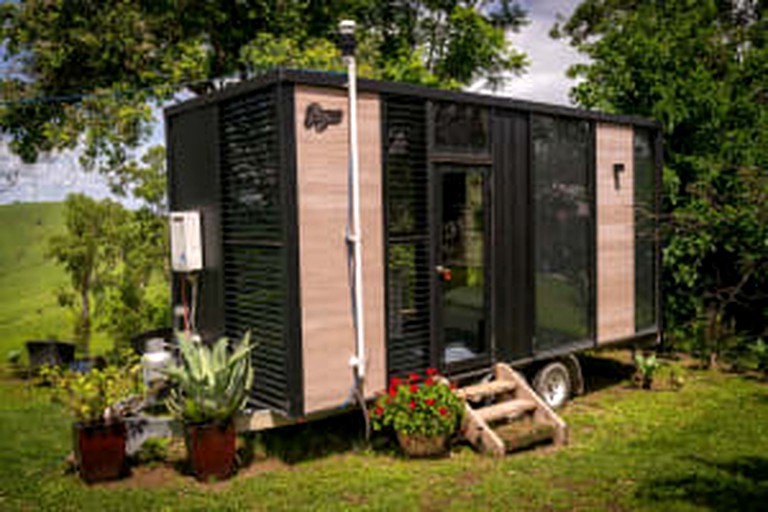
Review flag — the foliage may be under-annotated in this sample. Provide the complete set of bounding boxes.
[41,350,142,425]
[6,349,21,366]
[371,369,464,437]
[749,339,768,373]
[634,352,661,388]
[554,0,768,354]
[47,194,127,354]
[48,191,170,353]
[164,332,254,425]
[0,1,528,176]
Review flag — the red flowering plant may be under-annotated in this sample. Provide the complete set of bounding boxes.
[370,369,464,438]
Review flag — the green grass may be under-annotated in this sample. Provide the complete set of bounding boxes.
[0,202,111,360]
[1,354,766,511]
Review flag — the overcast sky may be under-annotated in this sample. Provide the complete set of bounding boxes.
[0,0,585,205]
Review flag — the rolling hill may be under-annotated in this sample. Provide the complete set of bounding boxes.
[0,202,110,360]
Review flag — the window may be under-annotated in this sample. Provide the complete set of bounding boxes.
[431,101,489,154]
[532,115,594,351]
[634,128,657,331]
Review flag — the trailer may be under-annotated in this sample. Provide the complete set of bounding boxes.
[165,69,661,430]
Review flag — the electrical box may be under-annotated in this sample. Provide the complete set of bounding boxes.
[170,211,203,272]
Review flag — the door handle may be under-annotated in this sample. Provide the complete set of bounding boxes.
[435,265,452,282]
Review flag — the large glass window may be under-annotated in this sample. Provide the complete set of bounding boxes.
[431,101,489,154]
[532,115,594,351]
[634,129,657,331]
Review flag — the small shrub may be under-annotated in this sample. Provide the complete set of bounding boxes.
[634,353,661,390]
[750,339,768,374]
[134,437,171,465]
[43,355,142,424]
[371,369,464,438]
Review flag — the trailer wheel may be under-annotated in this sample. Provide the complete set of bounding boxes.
[532,361,572,410]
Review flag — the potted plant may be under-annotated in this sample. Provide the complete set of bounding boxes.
[163,332,253,481]
[634,352,661,390]
[371,369,464,457]
[43,353,142,482]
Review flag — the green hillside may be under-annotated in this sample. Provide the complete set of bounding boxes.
[0,202,110,360]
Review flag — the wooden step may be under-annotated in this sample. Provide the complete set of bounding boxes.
[456,379,517,401]
[495,421,556,453]
[475,399,536,424]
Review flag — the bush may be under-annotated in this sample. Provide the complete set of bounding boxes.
[371,369,464,437]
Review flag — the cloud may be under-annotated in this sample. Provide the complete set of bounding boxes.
[0,141,115,204]
[471,0,588,105]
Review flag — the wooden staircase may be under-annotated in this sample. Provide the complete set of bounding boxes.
[456,363,567,456]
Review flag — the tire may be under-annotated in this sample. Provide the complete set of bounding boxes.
[532,361,572,410]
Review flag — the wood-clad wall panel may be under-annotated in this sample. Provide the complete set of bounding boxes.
[294,86,386,414]
[596,123,635,343]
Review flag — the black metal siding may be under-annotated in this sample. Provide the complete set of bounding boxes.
[491,110,533,361]
[382,95,432,377]
[167,105,225,342]
[218,86,296,414]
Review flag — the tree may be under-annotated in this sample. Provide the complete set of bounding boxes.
[554,0,768,357]
[1,1,528,177]
[98,145,170,349]
[48,193,126,354]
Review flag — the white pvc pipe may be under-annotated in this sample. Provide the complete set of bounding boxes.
[344,38,366,382]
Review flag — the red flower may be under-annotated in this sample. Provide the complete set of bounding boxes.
[426,368,438,377]
[409,373,420,382]
[425,398,436,406]
[409,384,419,393]
[389,377,401,387]
[388,386,398,397]
[424,377,435,386]
[439,407,448,416]
[409,401,417,410]
[374,407,384,416]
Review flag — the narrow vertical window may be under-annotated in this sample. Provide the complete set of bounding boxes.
[532,115,594,351]
[634,129,657,331]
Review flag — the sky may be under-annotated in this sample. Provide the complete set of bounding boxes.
[0,0,585,205]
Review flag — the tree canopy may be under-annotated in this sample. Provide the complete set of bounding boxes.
[0,0,528,176]
[554,0,768,347]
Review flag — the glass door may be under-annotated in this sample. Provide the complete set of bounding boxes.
[436,165,490,370]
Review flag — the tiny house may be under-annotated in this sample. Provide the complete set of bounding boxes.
[166,69,661,419]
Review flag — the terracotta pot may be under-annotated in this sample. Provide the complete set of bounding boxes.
[73,421,127,483]
[185,421,236,481]
[396,432,448,458]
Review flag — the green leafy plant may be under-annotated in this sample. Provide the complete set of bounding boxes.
[163,332,254,425]
[371,369,464,438]
[6,349,21,366]
[750,339,768,374]
[634,353,661,390]
[43,354,142,424]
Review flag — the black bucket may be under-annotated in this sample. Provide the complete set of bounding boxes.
[25,340,76,371]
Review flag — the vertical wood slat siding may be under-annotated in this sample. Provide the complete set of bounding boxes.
[294,86,386,414]
[596,123,635,343]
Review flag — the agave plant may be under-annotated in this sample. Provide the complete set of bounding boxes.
[164,332,254,424]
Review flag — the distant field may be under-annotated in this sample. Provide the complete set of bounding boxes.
[0,202,110,360]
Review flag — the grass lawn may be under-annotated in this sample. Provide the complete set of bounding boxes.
[0,202,111,360]
[1,353,766,511]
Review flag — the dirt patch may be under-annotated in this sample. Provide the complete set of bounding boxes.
[89,457,290,490]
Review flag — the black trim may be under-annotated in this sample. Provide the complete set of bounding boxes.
[166,68,661,129]
[277,83,304,417]
[589,121,598,348]
[491,108,533,362]
[427,100,440,371]
[654,128,665,347]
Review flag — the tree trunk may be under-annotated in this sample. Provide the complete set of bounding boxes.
[78,281,91,357]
